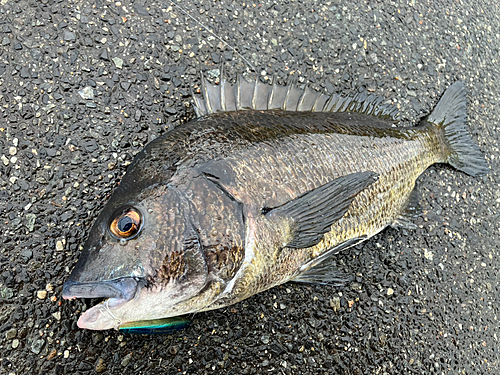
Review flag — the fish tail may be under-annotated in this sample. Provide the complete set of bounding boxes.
[425,82,489,176]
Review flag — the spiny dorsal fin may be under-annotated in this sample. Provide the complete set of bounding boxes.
[193,72,400,120]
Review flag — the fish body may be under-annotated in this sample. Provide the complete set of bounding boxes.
[62,78,488,331]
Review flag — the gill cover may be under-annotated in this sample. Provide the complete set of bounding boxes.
[153,221,209,304]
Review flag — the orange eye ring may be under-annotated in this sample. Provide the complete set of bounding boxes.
[109,207,143,240]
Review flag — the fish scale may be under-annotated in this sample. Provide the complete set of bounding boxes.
[201,111,441,305]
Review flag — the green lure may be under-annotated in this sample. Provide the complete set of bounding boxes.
[118,316,190,335]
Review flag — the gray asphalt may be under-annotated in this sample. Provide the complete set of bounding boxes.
[0,0,499,374]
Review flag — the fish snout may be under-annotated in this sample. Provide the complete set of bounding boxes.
[62,277,140,301]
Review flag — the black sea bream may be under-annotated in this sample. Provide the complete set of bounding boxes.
[62,77,488,331]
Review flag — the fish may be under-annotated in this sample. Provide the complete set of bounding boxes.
[62,75,488,331]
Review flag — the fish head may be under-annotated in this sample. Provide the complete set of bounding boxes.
[62,180,210,330]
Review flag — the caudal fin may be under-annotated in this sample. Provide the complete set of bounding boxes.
[426,82,489,176]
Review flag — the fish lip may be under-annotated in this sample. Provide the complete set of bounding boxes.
[77,297,127,330]
[62,277,140,302]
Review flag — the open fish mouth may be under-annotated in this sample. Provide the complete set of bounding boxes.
[62,277,143,330]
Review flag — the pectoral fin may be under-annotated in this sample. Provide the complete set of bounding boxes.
[265,171,378,249]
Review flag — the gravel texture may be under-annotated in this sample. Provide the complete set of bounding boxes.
[1,0,499,374]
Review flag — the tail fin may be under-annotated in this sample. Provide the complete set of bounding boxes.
[426,82,489,176]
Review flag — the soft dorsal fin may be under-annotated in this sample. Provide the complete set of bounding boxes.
[265,171,378,249]
[193,72,400,120]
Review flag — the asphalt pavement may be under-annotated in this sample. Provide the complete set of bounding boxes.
[0,0,499,374]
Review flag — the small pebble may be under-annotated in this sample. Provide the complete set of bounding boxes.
[423,248,434,261]
[330,297,340,312]
[63,30,76,42]
[47,349,57,360]
[168,345,178,355]
[56,241,64,251]
[100,49,110,61]
[207,69,220,79]
[121,353,132,367]
[9,146,17,155]
[26,214,36,232]
[6,328,17,340]
[112,57,124,69]
[12,339,19,349]
[78,87,94,100]
[37,290,47,299]
[30,339,45,354]
[351,282,362,290]
[52,312,61,321]
[95,358,106,373]
[0,287,14,299]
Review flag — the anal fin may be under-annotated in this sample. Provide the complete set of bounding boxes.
[391,189,422,230]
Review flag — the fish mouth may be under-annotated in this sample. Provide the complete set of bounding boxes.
[62,277,143,330]
[62,277,140,302]
[76,297,126,330]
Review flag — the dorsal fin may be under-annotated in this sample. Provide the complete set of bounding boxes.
[193,72,400,120]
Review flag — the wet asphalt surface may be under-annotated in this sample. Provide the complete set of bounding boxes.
[1,0,499,374]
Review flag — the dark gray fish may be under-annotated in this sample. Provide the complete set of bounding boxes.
[62,76,488,330]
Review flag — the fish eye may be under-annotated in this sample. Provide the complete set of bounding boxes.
[109,207,143,240]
